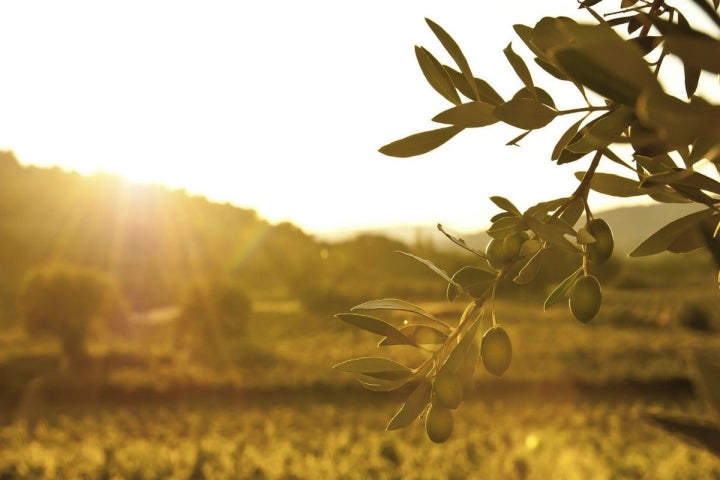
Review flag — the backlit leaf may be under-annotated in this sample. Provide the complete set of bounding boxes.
[544,267,582,310]
[351,298,441,324]
[490,196,522,216]
[573,172,646,197]
[386,379,431,431]
[559,197,584,227]
[415,46,462,105]
[629,208,714,257]
[335,313,412,345]
[525,214,580,253]
[397,251,459,287]
[333,356,413,381]
[514,247,545,285]
[566,107,634,153]
[379,324,448,347]
[525,197,571,218]
[504,43,535,93]
[487,216,524,239]
[432,102,498,128]
[447,266,496,300]
[641,169,720,196]
[426,18,478,100]
[379,126,464,158]
[357,375,415,392]
[552,116,588,160]
[494,97,557,130]
[437,223,488,258]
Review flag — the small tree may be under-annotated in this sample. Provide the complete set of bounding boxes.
[175,277,252,353]
[333,0,720,448]
[18,262,115,367]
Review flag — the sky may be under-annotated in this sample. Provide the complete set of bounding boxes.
[0,1,713,234]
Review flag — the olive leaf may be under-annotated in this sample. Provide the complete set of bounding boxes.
[352,298,439,321]
[446,266,496,301]
[426,18,479,100]
[544,267,583,310]
[524,214,580,253]
[514,247,545,285]
[415,46,462,105]
[493,97,557,130]
[386,378,432,431]
[437,223,488,259]
[629,208,714,257]
[432,102,499,128]
[504,43,535,95]
[443,66,504,105]
[487,216,525,239]
[552,116,588,161]
[379,324,448,347]
[358,375,416,392]
[573,172,647,197]
[397,251,460,287]
[379,126,464,158]
[559,197,585,228]
[565,107,634,154]
[333,356,414,380]
[335,313,413,345]
[490,196,522,216]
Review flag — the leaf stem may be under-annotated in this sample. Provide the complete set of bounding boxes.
[556,106,611,115]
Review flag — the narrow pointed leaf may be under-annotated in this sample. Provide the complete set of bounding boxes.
[552,116,588,160]
[629,208,714,257]
[494,97,557,130]
[514,248,545,285]
[443,66,504,105]
[490,196,522,216]
[397,251,460,287]
[447,266,496,300]
[566,107,634,153]
[335,313,412,344]
[642,169,720,196]
[573,172,646,197]
[559,197,585,227]
[512,86,555,108]
[351,298,441,323]
[333,357,413,381]
[379,126,464,158]
[506,130,532,146]
[664,33,720,74]
[426,18,478,100]
[415,46,462,105]
[437,223,488,258]
[358,375,415,392]
[386,379,431,431]
[432,102,498,128]
[379,324,448,347]
[504,42,535,93]
[544,267,582,310]
[525,214,580,253]
[487,216,524,239]
[525,197,571,218]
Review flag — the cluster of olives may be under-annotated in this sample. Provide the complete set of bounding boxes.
[485,231,530,270]
[568,218,614,323]
[425,325,512,443]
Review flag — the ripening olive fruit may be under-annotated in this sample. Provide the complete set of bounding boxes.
[486,238,506,269]
[481,326,512,377]
[425,403,454,443]
[586,219,614,265]
[432,372,463,410]
[569,275,602,323]
[502,231,530,261]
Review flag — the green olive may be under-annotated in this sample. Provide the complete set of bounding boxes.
[569,275,602,323]
[481,326,512,377]
[502,231,530,262]
[486,238,506,269]
[432,372,463,410]
[425,404,454,443]
[586,219,614,265]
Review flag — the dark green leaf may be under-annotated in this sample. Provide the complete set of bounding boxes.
[432,102,499,128]
[426,18,478,100]
[534,57,569,81]
[644,412,720,457]
[351,298,441,324]
[544,267,582,310]
[628,36,663,56]
[379,324,448,347]
[335,313,412,345]
[667,226,706,254]
[490,196,522,216]
[525,197,571,218]
[629,208,714,257]
[573,172,646,197]
[504,42,535,93]
[552,116,588,161]
[415,46,462,105]
[397,251,460,287]
[494,97,557,130]
[333,357,414,380]
[444,66,504,106]
[379,126,464,158]
[664,33,720,74]
[641,169,720,196]
[566,107,634,154]
[386,378,431,431]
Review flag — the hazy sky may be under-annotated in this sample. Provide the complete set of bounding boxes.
[0,1,711,233]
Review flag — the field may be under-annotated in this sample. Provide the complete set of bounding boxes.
[1,286,720,479]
